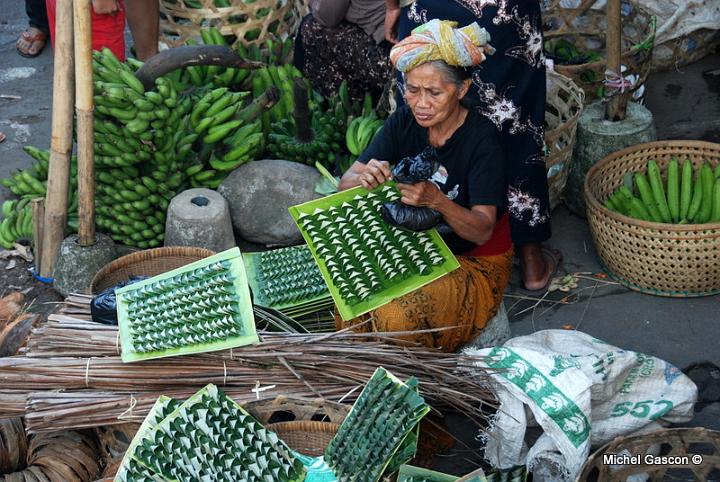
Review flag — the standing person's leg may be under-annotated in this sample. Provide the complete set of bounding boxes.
[17,0,49,57]
[126,0,159,60]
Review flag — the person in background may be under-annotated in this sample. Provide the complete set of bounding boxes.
[387,0,561,293]
[45,0,127,61]
[337,20,510,352]
[16,0,50,58]
[294,0,395,100]
[125,0,160,60]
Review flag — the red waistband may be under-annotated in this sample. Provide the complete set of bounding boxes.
[462,211,512,257]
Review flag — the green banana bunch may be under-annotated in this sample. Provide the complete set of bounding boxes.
[0,199,34,249]
[267,110,343,168]
[604,158,720,224]
[250,64,306,131]
[345,116,385,157]
[237,36,294,65]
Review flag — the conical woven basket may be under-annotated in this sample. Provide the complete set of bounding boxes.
[545,70,585,210]
[584,140,720,297]
[543,0,656,102]
[159,0,305,49]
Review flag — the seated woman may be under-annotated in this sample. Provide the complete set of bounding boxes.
[294,0,394,100]
[337,20,511,352]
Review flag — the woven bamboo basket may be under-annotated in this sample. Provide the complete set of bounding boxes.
[545,69,585,210]
[577,427,720,481]
[653,29,720,72]
[159,0,305,49]
[584,140,720,297]
[90,246,215,294]
[244,395,349,456]
[542,0,656,102]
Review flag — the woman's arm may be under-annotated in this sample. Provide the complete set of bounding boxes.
[398,182,497,245]
[311,0,351,28]
[339,159,393,191]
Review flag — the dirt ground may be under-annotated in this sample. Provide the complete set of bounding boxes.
[0,253,63,319]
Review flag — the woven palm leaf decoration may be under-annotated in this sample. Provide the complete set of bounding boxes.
[115,384,306,482]
[116,247,258,362]
[324,367,431,482]
[398,466,489,482]
[289,184,460,320]
[397,465,461,482]
[243,245,332,316]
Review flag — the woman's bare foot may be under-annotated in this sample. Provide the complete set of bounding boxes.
[16,27,47,58]
[520,244,562,292]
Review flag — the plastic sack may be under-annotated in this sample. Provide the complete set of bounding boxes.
[91,276,147,325]
[463,330,697,482]
[381,148,443,231]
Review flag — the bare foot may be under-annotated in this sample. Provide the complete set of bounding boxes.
[16,27,47,58]
[521,244,562,292]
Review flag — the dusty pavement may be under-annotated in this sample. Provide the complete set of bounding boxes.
[1,0,720,475]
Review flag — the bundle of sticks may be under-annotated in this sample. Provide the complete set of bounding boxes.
[1,298,498,433]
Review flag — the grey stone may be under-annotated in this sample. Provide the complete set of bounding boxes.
[462,302,511,350]
[52,233,117,297]
[165,188,236,253]
[565,101,657,216]
[218,160,323,247]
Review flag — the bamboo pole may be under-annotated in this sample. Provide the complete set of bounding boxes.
[605,0,627,121]
[40,0,75,277]
[31,198,45,272]
[74,0,95,246]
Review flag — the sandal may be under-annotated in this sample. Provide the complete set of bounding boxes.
[518,247,563,295]
[16,28,48,58]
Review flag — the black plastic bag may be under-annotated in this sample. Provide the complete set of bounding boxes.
[381,147,443,231]
[91,276,148,325]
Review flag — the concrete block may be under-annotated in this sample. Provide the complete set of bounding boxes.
[53,233,117,297]
[565,101,657,216]
[165,188,236,252]
[463,302,511,350]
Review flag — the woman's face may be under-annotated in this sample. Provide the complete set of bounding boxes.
[404,63,470,129]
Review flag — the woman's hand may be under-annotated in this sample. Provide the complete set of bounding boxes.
[384,1,400,44]
[92,0,119,14]
[397,181,443,208]
[338,159,392,191]
[359,159,392,189]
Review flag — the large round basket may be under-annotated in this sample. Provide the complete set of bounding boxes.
[159,0,305,49]
[545,70,585,210]
[542,0,656,102]
[244,395,348,456]
[90,246,216,294]
[584,140,720,297]
[577,427,720,481]
[653,29,720,72]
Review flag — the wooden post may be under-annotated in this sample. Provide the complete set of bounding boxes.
[40,0,75,278]
[74,0,95,246]
[31,198,45,273]
[605,0,628,121]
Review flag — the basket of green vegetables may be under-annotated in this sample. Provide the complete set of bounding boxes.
[584,140,720,297]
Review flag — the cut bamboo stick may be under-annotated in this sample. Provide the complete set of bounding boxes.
[605,0,627,121]
[74,0,95,246]
[40,0,75,277]
[31,198,45,272]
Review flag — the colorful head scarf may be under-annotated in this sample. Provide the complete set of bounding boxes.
[390,19,495,73]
